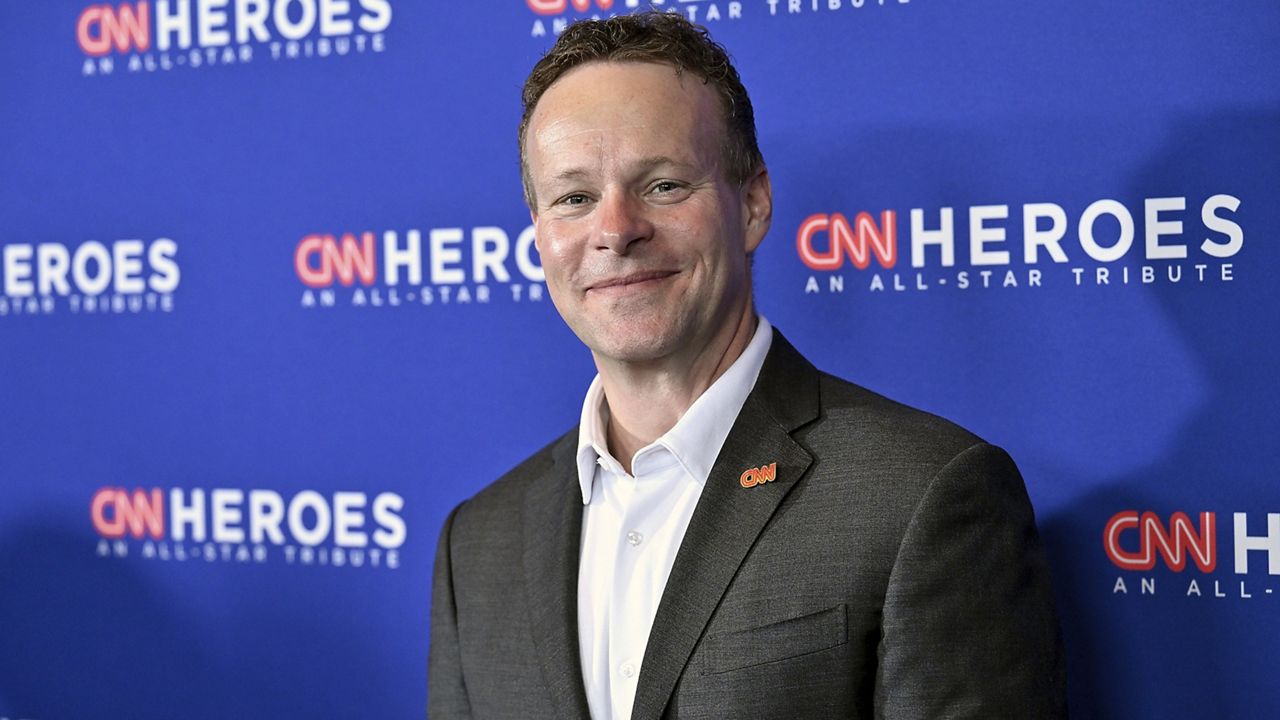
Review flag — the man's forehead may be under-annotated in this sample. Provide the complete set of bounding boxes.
[527,62,720,159]
[533,118,653,150]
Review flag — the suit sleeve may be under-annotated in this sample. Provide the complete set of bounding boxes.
[874,443,1067,718]
[428,503,473,719]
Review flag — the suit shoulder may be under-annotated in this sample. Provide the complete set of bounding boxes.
[796,372,1023,562]
[810,370,986,467]
[450,427,575,534]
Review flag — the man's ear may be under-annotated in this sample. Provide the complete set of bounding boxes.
[529,208,542,252]
[741,166,772,253]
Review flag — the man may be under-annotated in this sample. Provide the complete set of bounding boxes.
[429,12,1065,720]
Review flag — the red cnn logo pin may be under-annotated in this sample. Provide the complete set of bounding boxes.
[739,463,778,489]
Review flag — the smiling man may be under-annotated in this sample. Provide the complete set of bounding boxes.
[428,12,1066,720]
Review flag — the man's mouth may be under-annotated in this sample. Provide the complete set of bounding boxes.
[588,270,678,293]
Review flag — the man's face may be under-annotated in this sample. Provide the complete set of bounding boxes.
[524,61,770,366]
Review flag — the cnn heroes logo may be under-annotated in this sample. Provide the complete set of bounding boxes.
[77,0,393,77]
[293,225,547,309]
[92,487,406,569]
[1104,510,1280,601]
[0,239,180,318]
[796,194,1243,294]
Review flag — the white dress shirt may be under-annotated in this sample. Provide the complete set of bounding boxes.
[575,317,774,720]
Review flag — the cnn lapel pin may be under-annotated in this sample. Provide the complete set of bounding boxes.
[739,462,778,488]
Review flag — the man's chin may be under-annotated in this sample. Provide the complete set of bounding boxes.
[588,345,674,367]
[581,329,681,367]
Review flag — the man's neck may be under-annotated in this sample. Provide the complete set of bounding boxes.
[595,307,759,475]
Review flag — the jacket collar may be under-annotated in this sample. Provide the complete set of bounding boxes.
[523,429,593,720]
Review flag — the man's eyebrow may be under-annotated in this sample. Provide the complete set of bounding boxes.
[552,168,592,182]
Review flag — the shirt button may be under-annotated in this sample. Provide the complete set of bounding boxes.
[620,662,637,678]
[626,530,644,546]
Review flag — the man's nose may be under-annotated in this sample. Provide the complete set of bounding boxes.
[595,190,653,255]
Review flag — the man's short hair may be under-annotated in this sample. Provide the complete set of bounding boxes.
[518,11,764,208]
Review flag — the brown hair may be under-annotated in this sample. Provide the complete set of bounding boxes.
[518,11,763,207]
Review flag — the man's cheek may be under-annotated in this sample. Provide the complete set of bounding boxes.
[539,237,579,276]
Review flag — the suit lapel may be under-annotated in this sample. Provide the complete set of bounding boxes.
[522,432,592,720]
[631,331,821,720]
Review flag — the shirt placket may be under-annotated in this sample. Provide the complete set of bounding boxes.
[608,451,685,720]
[607,466,646,720]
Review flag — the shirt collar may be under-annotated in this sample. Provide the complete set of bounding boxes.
[575,317,774,505]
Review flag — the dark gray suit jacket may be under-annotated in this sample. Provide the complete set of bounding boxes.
[429,331,1067,719]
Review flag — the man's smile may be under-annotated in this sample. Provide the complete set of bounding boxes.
[586,269,680,295]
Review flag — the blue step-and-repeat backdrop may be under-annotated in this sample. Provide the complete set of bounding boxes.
[2,1,1277,718]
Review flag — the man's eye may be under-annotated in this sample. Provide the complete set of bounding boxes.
[559,193,590,206]
[651,181,682,194]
